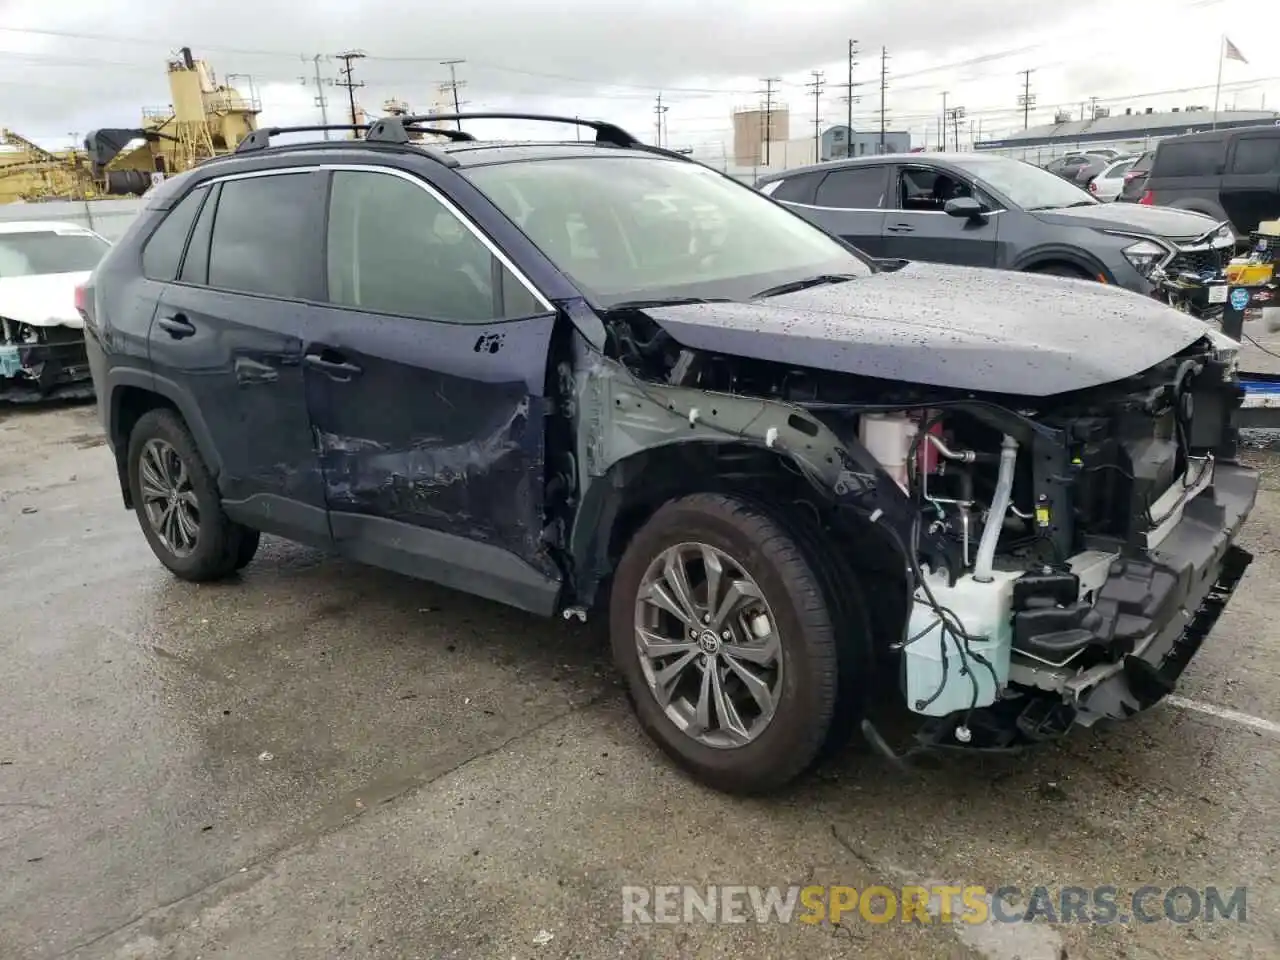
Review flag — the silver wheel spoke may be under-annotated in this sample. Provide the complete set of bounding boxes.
[722,630,779,667]
[710,663,750,743]
[178,489,199,508]
[637,628,699,659]
[691,659,714,736]
[723,654,775,716]
[711,579,762,630]
[701,546,723,620]
[662,550,701,623]
[139,459,167,502]
[644,581,693,626]
[175,506,199,546]
[651,649,700,707]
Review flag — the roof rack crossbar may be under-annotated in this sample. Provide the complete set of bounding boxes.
[396,112,646,149]
[236,124,369,153]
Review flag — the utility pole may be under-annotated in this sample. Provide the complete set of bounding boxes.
[831,39,860,157]
[759,77,781,166]
[941,91,948,151]
[300,55,332,139]
[1017,68,1036,130]
[653,92,669,147]
[878,47,889,154]
[334,50,366,132]
[440,59,467,131]
[947,105,966,151]
[806,70,825,161]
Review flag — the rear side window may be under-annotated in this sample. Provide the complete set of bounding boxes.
[1152,139,1225,177]
[769,172,824,204]
[1131,151,1155,173]
[207,173,317,299]
[141,187,205,281]
[813,167,886,209]
[1229,136,1280,175]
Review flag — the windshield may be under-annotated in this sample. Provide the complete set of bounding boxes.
[0,231,109,278]
[949,157,1099,211]
[465,156,872,306]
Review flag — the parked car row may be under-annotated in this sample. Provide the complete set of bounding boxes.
[756,152,1235,293]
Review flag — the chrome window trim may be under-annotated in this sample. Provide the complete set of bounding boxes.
[781,200,1006,216]
[203,163,553,313]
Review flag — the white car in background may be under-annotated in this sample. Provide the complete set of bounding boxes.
[0,220,110,401]
[1088,156,1139,202]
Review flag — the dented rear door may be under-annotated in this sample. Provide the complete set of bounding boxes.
[303,166,562,614]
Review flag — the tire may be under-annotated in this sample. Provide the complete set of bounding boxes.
[235,528,262,570]
[609,493,841,794]
[126,408,254,582]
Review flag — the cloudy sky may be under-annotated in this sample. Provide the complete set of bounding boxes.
[2,0,1278,161]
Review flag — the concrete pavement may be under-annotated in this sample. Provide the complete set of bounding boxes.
[2,403,1278,960]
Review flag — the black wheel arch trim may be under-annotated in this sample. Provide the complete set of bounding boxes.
[106,367,223,484]
[1011,244,1111,281]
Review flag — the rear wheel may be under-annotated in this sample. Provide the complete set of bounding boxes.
[127,408,257,582]
[609,493,842,794]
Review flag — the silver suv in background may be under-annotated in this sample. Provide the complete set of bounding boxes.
[756,153,1236,292]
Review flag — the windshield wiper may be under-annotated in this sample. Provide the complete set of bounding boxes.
[1027,200,1097,211]
[751,273,860,299]
[606,296,730,310]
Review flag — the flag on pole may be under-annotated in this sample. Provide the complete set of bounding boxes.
[1224,37,1248,64]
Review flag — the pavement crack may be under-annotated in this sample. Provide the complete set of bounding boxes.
[52,690,614,959]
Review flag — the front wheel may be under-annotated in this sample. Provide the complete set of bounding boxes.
[609,493,841,794]
[127,408,257,582]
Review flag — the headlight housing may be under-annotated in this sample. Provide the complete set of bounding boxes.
[1122,238,1169,279]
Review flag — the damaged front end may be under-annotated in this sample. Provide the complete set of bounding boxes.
[0,316,93,402]
[568,302,1258,754]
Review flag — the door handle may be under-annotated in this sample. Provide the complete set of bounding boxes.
[304,353,363,380]
[157,314,196,339]
[886,223,916,234]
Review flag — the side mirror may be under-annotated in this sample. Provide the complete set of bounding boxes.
[944,197,984,220]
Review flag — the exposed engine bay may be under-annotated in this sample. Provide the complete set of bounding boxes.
[591,307,1257,753]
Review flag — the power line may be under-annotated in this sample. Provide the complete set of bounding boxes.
[334,50,366,129]
[759,77,781,166]
[805,70,826,160]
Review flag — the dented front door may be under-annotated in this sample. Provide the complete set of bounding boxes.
[302,167,562,614]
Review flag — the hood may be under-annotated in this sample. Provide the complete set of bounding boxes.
[0,272,90,329]
[1030,202,1221,242]
[644,261,1210,398]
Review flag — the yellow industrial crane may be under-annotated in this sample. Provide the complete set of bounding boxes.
[1,46,260,203]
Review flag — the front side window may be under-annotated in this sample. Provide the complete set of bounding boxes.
[206,173,316,299]
[0,229,109,279]
[466,156,872,306]
[1152,139,1225,178]
[325,170,543,323]
[1230,136,1280,175]
[769,171,824,204]
[946,157,1096,210]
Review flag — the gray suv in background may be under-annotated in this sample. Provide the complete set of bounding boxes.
[757,153,1237,292]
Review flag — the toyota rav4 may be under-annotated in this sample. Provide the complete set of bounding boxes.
[80,114,1258,794]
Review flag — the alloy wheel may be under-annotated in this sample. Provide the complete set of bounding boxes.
[138,438,200,558]
[634,542,783,749]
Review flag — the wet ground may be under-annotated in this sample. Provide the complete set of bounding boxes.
[2,402,1279,960]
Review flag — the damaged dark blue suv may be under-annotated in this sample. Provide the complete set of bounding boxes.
[80,114,1258,793]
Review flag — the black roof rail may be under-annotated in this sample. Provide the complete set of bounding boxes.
[397,112,647,149]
